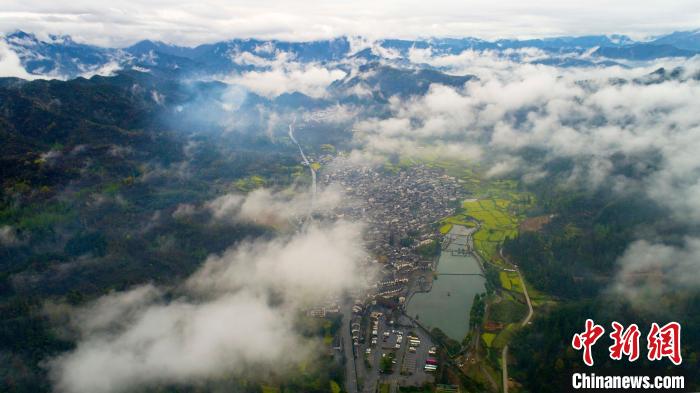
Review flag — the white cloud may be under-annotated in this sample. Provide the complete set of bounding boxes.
[187,221,367,299]
[303,103,358,124]
[0,1,698,46]
[206,185,344,226]
[611,238,700,307]
[343,53,700,305]
[0,225,22,246]
[0,39,44,79]
[51,291,307,393]
[79,60,121,78]
[350,54,700,222]
[49,221,369,393]
[172,203,196,219]
[226,61,346,98]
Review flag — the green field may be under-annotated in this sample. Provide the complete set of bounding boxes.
[499,271,511,290]
[482,332,497,347]
[233,175,266,191]
[431,161,535,272]
[499,271,523,293]
[439,223,453,234]
[442,215,478,227]
[432,164,534,266]
[461,199,522,263]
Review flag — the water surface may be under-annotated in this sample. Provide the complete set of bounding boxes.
[406,225,486,340]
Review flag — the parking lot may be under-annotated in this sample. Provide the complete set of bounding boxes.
[357,309,435,392]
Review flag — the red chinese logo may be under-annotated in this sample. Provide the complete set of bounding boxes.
[608,322,640,362]
[647,322,682,365]
[572,319,605,366]
[572,320,682,366]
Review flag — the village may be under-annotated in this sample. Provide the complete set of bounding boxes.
[305,157,471,393]
[323,158,464,300]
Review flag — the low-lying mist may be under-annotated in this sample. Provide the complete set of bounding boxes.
[47,218,368,393]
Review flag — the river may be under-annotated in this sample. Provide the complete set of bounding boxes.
[406,225,486,341]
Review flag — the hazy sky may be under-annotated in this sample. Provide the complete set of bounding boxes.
[0,0,698,46]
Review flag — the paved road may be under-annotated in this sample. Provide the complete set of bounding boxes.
[501,346,509,392]
[341,304,358,393]
[517,268,533,327]
[288,118,317,223]
[499,248,534,393]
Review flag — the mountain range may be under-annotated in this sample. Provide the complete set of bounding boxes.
[3,29,699,79]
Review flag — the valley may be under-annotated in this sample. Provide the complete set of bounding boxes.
[2,23,700,393]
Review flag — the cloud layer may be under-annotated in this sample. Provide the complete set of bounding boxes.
[347,53,700,303]
[612,237,700,307]
[1,1,699,46]
[48,220,367,393]
[199,185,343,227]
[226,50,346,98]
[0,40,41,79]
[352,56,700,220]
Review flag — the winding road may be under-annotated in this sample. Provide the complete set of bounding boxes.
[499,248,533,393]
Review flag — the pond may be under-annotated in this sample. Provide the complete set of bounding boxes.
[406,225,486,341]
